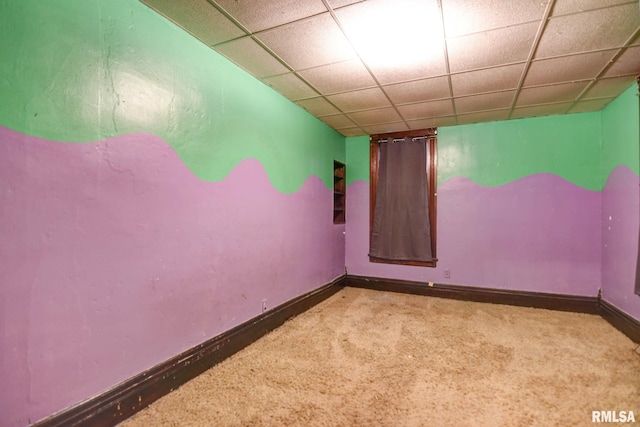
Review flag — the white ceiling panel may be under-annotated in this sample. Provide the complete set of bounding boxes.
[347,107,402,126]
[298,59,376,94]
[451,64,524,97]
[447,22,537,72]
[327,87,391,112]
[214,36,290,78]
[568,97,617,113]
[602,46,640,77]
[256,13,357,70]
[524,50,618,86]
[142,0,640,135]
[383,77,451,105]
[442,0,547,37]
[296,97,341,116]
[551,0,633,17]
[535,3,640,59]
[511,103,574,119]
[457,109,510,125]
[262,73,318,100]
[211,0,327,33]
[397,99,455,120]
[318,114,358,129]
[454,91,516,114]
[141,0,246,46]
[583,76,638,99]
[517,81,590,106]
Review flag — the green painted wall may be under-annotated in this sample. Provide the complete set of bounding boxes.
[437,112,602,190]
[0,0,345,193]
[345,135,370,185]
[601,84,640,179]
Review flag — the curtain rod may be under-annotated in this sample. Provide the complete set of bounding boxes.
[377,136,434,143]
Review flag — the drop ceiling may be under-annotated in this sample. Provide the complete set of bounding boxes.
[140,0,640,136]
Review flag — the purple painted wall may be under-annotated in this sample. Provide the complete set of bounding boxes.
[346,175,601,295]
[600,85,640,321]
[0,128,344,425]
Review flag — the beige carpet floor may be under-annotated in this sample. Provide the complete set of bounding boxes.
[120,287,640,426]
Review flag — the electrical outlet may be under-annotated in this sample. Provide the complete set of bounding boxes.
[444,269,451,278]
[262,300,267,313]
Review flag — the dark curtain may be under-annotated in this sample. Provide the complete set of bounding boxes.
[370,137,432,262]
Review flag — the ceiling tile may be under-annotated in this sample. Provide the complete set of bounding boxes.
[457,109,510,125]
[517,81,590,106]
[583,76,638,99]
[454,91,516,114]
[442,0,547,37]
[366,55,448,85]
[214,37,290,78]
[211,0,327,33]
[318,114,358,129]
[326,0,365,8]
[298,59,376,94]
[524,50,618,86]
[326,87,391,112]
[336,127,367,137]
[262,73,318,100]
[362,122,410,135]
[347,107,402,126]
[396,99,455,120]
[407,116,458,129]
[142,0,246,46]
[602,46,640,77]
[568,97,616,113]
[451,64,524,96]
[256,13,357,70]
[447,22,537,72]
[511,103,573,119]
[551,0,634,16]
[535,3,640,59]
[384,77,451,105]
[296,97,341,116]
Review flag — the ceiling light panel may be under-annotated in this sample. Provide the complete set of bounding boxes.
[383,76,450,105]
[335,0,446,72]
[141,0,246,46]
[298,59,377,94]
[211,0,327,33]
[450,63,524,97]
[262,73,318,100]
[524,50,618,86]
[214,37,290,78]
[535,3,639,59]
[441,0,547,37]
[326,87,391,112]
[256,13,357,70]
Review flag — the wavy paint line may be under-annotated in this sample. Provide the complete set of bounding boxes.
[0,125,338,194]
[0,0,344,194]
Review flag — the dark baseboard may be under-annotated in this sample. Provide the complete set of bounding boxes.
[599,299,640,344]
[346,275,600,314]
[32,275,346,427]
